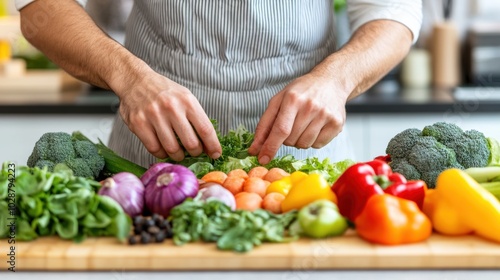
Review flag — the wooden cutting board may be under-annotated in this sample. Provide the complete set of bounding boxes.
[2,232,500,271]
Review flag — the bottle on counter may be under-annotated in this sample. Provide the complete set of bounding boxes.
[430,0,461,89]
[401,48,432,88]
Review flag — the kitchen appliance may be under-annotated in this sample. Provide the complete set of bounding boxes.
[465,22,500,86]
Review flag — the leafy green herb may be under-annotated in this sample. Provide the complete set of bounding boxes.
[160,121,356,183]
[0,162,131,242]
[170,199,298,252]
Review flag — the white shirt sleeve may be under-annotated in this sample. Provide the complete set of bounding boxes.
[347,0,423,44]
[15,0,87,10]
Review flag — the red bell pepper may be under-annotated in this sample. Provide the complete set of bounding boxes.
[331,160,427,222]
[374,154,391,163]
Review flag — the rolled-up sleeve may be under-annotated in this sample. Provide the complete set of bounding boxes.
[15,0,87,10]
[347,0,423,44]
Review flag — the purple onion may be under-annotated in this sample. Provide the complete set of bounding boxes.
[198,184,236,210]
[143,163,199,217]
[98,172,145,217]
[141,162,172,186]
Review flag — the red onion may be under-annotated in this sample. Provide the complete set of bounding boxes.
[98,172,145,217]
[143,163,199,217]
[141,162,172,186]
[198,184,236,210]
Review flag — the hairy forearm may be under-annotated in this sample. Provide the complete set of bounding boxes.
[19,0,148,93]
[311,19,413,101]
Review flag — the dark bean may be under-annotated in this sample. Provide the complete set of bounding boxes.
[155,231,166,243]
[159,219,171,230]
[133,226,142,235]
[145,218,156,228]
[152,214,164,223]
[133,216,146,227]
[147,226,161,235]
[128,235,140,245]
[140,231,151,244]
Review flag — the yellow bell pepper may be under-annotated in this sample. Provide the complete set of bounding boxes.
[423,169,500,243]
[281,173,337,213]
[265,171,308,196]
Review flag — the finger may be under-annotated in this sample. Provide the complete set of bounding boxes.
[126,112,168,159]
[171,118,204,158]
[294,118,325,149]
[155,122,185,161]
[188,109,222,159]
[257,104,298,164]
[283,110,315,147]
[312,124,341,149]
[248,94,283,156]
[135,123,168,159]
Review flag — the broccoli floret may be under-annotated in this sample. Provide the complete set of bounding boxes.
[386,122,492,188]
[386,128,422,158]
[34,160,55,172]
[390,158,421,180]
[407,137,461,172]
[420,170,442,189]
[445,130,490,169]
[422,122,464,146]
[27,132,105,179]
[73,140,105,178]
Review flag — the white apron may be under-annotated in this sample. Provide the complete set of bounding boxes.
[108,0,354,167]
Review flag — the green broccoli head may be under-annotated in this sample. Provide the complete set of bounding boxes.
[27,132,75,167]
[385,128,422,159]
[386,122,492,188]
[27,132,104,179]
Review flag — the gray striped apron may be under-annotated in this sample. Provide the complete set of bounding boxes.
[108,0,354,168]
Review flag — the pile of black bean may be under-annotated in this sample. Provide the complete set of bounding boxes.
[128,214,173,245]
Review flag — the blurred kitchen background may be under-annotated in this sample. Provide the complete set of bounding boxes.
[2,0,500,90]
[1,0,500,164]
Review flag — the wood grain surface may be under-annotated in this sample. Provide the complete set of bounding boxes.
[2,231,500,271]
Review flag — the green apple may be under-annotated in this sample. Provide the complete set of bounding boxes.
[298,199,348,238]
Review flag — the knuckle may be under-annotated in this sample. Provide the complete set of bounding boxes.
[283,139,295,146]
[182,139,200,152]
[311,141,326,149]
[274,123,292,137]
[295,140,311,149]
[164,144,181,155]
[196,123,213,138]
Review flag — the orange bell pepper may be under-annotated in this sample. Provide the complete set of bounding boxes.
[355,194,432,245]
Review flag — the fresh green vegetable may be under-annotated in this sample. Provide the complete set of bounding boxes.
[170,199,298,252]
[0,162,131,242]
[297,199,348,239]
[386,122,499,188]
[159,121,355,183]
[71,131,147,178]
[465,166,500,200]
[27,132,105,179]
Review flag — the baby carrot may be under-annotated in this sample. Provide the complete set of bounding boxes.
[201,171,228,185]
[248,166,269,179]
[263,167,290,183]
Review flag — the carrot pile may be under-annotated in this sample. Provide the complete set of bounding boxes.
[200,167,290,213]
